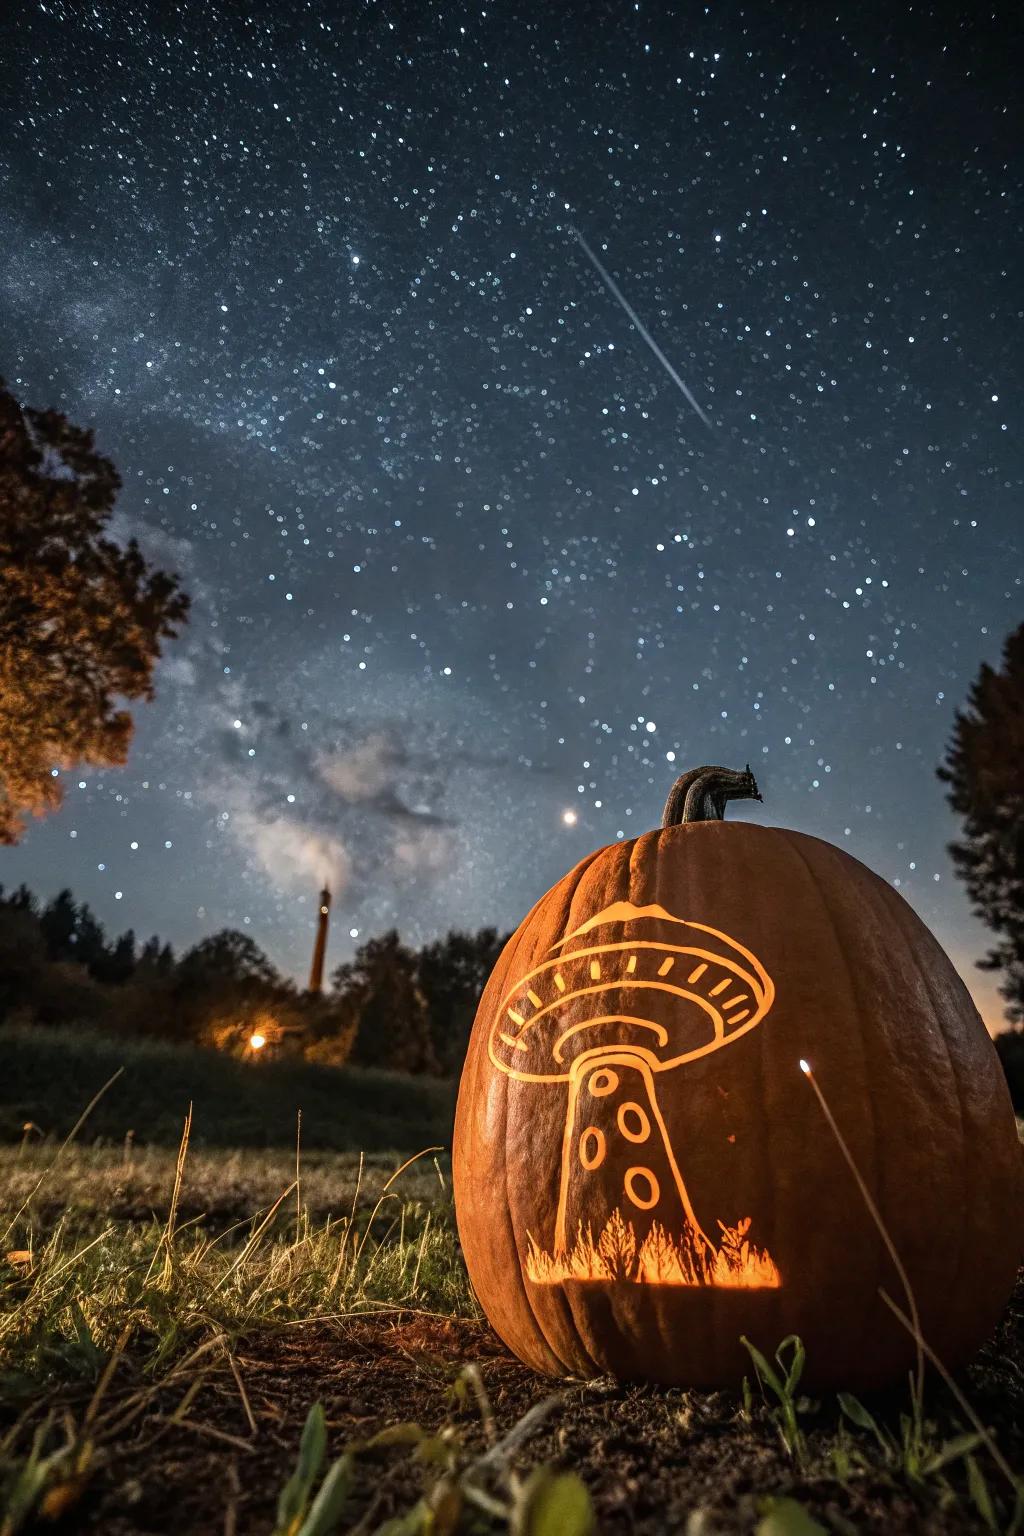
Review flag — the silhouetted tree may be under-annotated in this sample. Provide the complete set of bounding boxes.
[418,926,510,1076]
[177,929,278,987]
[74,904,111,977]
[39,889,79,962]
[0,898,47,1018]
[0,378,189,843]
[173,928,283,1042]
[333,930,437,1075]
[994,1030,1024,1110]
[36,891,137,984]
[137,935,175,976]
[939,623,1024,1022]
[92,929,136,986]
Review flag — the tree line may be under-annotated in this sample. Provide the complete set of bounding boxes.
[0,883,509,1078]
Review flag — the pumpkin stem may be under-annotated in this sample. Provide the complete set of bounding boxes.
[661,764,763,827]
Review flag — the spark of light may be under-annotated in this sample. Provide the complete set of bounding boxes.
[249,1032,266,1051]
[572,228,713,429]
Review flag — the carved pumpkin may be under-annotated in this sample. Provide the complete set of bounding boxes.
[452,766,1024,1388]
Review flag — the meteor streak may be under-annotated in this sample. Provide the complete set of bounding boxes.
[572,228,713,429]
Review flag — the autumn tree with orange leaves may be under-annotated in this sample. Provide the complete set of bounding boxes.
[0,378,189,843]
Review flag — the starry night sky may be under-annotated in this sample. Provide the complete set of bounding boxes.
[1,2,1019,1026]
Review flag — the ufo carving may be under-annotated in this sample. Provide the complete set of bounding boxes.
[488,900,780,1287]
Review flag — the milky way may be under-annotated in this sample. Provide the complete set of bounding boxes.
[0,2,1019,1025]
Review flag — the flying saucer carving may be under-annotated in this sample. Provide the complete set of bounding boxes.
[489,901,780,1288]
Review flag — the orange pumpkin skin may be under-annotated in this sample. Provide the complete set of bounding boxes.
[453,819,1024,1388]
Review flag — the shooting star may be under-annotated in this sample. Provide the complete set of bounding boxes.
[572,228,713,429]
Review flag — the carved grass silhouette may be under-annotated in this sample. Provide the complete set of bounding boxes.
[525,1210,780,1288]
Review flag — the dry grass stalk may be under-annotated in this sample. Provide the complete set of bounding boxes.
[800,1059,925,1405]
[0,1067,124,1245]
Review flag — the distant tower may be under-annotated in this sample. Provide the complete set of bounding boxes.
[308,885,331,993]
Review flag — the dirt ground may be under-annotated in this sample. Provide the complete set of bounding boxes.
[62,1281,1024,1536]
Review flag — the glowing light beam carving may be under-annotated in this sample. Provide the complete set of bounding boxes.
[488,901,780,1289]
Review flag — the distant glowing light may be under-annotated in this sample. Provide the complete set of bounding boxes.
[562,809,578,826]
[250,1032,266,1051]
[799,1058,811,1075]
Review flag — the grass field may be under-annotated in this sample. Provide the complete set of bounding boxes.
[0,1024,455,1151]
[1,1050,1022,1532]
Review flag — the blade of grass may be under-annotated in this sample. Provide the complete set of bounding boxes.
[0,1068,125,1245]
[295,1109,303,1237]
[225,1347,258,1438]
[213,1183,298,1293]
[878,1287,1021,1496]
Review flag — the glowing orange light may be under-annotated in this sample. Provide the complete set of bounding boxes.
[489,900,780,1289]
[249,1031,266,1051]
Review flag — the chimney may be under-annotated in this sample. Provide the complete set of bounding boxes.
[308,885,331,993]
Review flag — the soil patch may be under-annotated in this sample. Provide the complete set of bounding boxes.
[64,1283,1024,1534]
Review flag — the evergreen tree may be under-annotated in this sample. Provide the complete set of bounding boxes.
[938,622,1024,1022]
[74,903,110,977]
[994,1030,1024,1110]
[138,935,162,969]
[0,898,46,1016]
[93,929,137,985]
[38,889,80,963]
[0,378,189,842]
[137,935,176,975]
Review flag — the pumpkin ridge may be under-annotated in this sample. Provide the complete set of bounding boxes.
[716,822,782,1365]
[457,995,547,1370]
[879,855,972,1334]
[785,829,888,1359]
[499,1060,578,1376]
[732,824,777,1361]
[649,823,717,1373]
[506,846,621,1377]
[456,904,571,1374]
